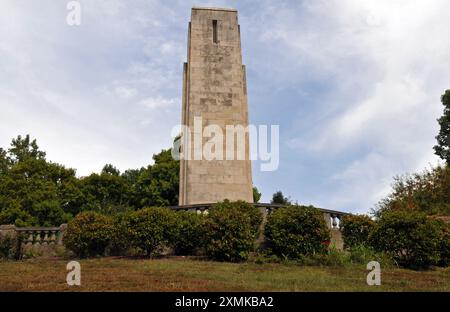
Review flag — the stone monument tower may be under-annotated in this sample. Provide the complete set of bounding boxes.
[179,7,253,205]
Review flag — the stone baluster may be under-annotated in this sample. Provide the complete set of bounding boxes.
[331,215,338,229]
[34,231,41,246]
[26,231,34,246]
[42,231,49,245]
[49,231,57,245]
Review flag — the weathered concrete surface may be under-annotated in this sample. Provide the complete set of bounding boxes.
[179,7,253,205]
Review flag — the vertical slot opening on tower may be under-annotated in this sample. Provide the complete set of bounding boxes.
[212,19,218,43]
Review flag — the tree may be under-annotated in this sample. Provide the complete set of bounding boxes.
[101,164,120,176]
[0,148,11,175]
[252,186,262,203]
[136,149,179,207]
[8,134,46,164]
[78,171,132,215]
[434,90,450,165]
[0,135,78,226]
[374,166,450,217]
[271,191,291,205]
[0,135,181,225]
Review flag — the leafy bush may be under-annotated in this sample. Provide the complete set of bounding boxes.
[264,205,330,259]
[204,200,262,262]
[64,211,113,258]
[109,212,135,256]
[294,245,393,267]
[171,210,206,255]
[437,222,449,267]
[0,234,17,260]
[120,207,177,257]
[348,244,393,267]
[341,214,375,249]
[369,211,445,269]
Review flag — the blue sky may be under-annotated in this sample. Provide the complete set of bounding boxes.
[1,0,449,213]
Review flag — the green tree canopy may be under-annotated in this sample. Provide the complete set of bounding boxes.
[271,191,291,205]
[252,186,262,203]
[374,166,450,217]
[0,135,180,226]
[434,90,450,165]
[0,136,78,226]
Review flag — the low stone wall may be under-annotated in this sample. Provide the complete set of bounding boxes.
[0,224,67,258]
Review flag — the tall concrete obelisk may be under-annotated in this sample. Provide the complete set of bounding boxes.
[179,7,253,205]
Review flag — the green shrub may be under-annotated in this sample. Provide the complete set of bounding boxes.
[0,234,18,260]
[348,244,393,267]
[370,211,445,269]
[64,211,113,258]
[171,210,206,255]
[204,200,262,262]
[120,207,177,257]
[437,223,449,267]
[308,247,350,267]
[341,214,375,249]
[109,212,134,256]
[264,205,330,259]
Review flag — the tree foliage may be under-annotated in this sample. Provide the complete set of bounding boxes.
[0,135,78,226]
[270,191,291,205]
[204,200,262,262]
[434,90,450,165]
[0,135,180,226]
[341,214,375,249]
[118,207,178,257]
[252,186,262,203]
[171,210,206,255]
[374,166,450,217]
[369,211,446,269]
[264,205,330,259]
[64,211,114,258]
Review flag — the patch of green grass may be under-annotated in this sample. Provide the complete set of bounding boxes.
[0,257,448,291]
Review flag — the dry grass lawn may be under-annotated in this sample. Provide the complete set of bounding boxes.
[0,257,448,292]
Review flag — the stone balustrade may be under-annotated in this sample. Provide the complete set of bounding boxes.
[16,225,67,246]
[169,203,348,228]
[169,203,349,250]
[0,224,67,258]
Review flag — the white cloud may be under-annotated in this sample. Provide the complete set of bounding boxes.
[139,96,177,109]
[258,0,450,212]
[114,86,137,99]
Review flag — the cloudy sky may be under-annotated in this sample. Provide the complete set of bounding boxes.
[1,0,449,213]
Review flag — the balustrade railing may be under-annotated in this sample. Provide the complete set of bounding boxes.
[169,203,348,230]
[16,226,66,247]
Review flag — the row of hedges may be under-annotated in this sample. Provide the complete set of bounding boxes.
[63,201,449,269]
[64,201,263,261]
[64,202,329,262]
[341,212,449,269]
